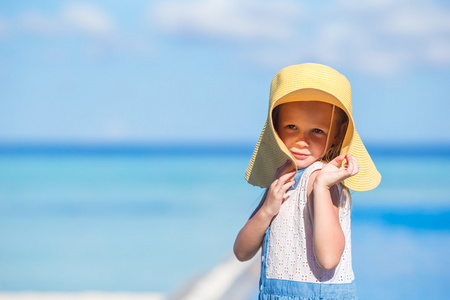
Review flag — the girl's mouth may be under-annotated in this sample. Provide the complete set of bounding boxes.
[292,152,309,159]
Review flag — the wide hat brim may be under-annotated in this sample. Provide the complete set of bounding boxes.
[245,63,381,191]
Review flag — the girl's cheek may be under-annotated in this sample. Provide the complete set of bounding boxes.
[310,135,326,143]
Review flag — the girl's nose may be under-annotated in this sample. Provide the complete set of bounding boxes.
[295,133,309,147]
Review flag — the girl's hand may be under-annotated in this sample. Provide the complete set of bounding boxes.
[261,160,296,217]
[315,154,359,189]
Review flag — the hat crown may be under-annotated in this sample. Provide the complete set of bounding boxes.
[269,63,353,114]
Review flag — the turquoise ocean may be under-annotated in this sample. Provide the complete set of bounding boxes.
[0,145,449,299]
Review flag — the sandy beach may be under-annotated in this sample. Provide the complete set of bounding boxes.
[0,254,260,300]
[0,292,165,300]
[170,254,260,300]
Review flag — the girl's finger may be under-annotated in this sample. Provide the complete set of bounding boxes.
[276,172,296,189]
[331,155,346,167]
[280,180,295,194]
[276,175,295,192]
[269,179,279,191]
[281,194,291,204]
[272,179,283,193]
[345,155,359,176]
[346,163,354,176]
[352,157,360,173]
[279,168,296,180]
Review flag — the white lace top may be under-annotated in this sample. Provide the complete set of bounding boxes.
[265,161,354,284]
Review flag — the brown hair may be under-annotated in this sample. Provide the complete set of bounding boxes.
[321,106,348,163]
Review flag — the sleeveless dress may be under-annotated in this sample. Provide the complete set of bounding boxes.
[259,161,358,299]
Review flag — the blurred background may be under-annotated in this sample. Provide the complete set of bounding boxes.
[0,0,449,299]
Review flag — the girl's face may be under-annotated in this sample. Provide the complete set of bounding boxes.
[275,101,332,169]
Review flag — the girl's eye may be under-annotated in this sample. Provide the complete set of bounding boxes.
[287,125,297,130]
[312,128,324,134]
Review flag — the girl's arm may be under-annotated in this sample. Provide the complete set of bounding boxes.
[234,161,295,262]
[307,154,359,270]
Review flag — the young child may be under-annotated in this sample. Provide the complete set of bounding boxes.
[234,63,381,299]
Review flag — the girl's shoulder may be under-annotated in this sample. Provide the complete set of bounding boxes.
[303,161,324,199]
[304,161,325,176]
[303,161,325,184]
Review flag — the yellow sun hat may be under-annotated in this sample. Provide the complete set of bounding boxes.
[245,63,381,191]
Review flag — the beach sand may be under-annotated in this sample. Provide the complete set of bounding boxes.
[0,254,260,300]
[0,292,165,300]
[170,253,260,300]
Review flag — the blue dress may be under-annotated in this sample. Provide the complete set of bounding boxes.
[258,162,358,300]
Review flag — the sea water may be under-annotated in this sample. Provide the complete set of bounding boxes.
[0,152,259,293]
[0,149,449,299]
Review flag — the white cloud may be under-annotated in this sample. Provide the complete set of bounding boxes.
[302,0,450,74]
[5,3,157,58]
[380,3,450,38]
[151,0,302,41]
[14,2,115,38]
[425,39,450,65]
[62,3,114,36]
[337,0,404,12]
[321,0,450,73]
[149,0,450,74]
[3,0,449,74]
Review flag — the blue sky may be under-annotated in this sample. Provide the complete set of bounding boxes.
[0,0,449,145]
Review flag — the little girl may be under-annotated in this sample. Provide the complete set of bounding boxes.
[234,63,381,299]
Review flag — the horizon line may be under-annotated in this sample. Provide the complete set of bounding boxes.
[0,142,449,157]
